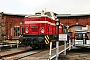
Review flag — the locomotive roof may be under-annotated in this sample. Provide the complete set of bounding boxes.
[25,15,55,20]
[26,15,49,18]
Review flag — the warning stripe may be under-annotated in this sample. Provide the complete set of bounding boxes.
[45,40,49,44]
[44,35,50,44]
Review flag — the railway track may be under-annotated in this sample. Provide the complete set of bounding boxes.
[0,42,73,60]
[0,46,32,59]
[2,49,42,60]
[0,46,63,60]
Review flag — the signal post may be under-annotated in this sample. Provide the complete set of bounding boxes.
[49,18,68,60]
[55,19,60,60]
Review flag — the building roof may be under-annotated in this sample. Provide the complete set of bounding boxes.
[0,12,26,17]
[57,14,90,18]
[1,11,90,18]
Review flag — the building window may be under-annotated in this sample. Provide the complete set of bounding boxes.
[14,27,20,36]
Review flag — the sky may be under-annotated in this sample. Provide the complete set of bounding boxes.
[0,0,90,15]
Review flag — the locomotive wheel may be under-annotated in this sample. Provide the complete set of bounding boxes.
[31,44,38,49]
[31,44,45,49]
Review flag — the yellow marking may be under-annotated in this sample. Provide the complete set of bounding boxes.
[19,42,21,44]
[45,39,49,44]
[19,35,21,38]
[46,35,49,40]
[44,35,50,44]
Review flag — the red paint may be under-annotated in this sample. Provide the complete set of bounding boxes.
[24,16,63,35]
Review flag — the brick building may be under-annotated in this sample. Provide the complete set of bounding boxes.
[0,12,25,40]
[57,14,90,32]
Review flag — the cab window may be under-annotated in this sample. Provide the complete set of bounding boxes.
[45,12,51,17]
[35,13,41,15]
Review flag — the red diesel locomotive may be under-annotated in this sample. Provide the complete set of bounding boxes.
[19,10,63,49]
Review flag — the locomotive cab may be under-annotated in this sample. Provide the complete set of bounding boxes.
[35,10,57,20]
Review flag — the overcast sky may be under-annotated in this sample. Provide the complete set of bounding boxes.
[0,0,90,14]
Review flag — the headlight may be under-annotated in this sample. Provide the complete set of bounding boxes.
[26,27,28,33]
[41,28,44,33]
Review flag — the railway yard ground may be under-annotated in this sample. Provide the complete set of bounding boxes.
[0,40,90,60]
[0,46,90,60]
[0,41,71,60]
[59,47,90,60]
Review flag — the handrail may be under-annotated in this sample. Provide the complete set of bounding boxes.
[49,39,74,60]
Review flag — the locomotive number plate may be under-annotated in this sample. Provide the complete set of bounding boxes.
[30,26,39,28]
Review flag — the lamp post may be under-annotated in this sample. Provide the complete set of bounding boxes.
[55,18,60,60]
